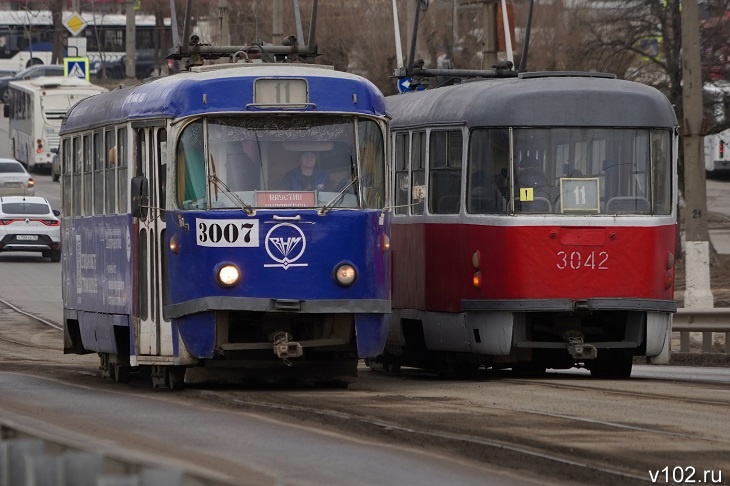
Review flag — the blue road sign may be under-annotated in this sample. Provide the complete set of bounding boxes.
[64,57,90,81]
[397,77,425,93]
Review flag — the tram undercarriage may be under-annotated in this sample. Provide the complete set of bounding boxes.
[69,311,361,389]
[377,307,672,379]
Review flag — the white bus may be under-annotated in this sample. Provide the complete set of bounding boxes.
[0,10,172,73]
[5,76,107,172]
[705,129,730,176]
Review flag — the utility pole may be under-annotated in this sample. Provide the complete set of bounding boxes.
[680,0,713,308]
[126,0,136,80]
[273,0,283,45]
[481,0,497,69]
[218,0,230,49]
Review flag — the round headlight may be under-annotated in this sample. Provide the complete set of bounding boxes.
[217,264,241,287]
[335,263,357,287]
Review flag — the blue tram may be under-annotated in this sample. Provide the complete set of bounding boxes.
[58,63,391,388]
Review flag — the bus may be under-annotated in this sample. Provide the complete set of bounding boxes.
[57,62,391,389]
[705,129,730,176]
[5,76,107,172]
[0,10,172,72]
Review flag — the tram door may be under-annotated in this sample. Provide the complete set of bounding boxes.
[134,125,170,358]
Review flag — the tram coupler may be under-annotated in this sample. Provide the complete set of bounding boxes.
[567,337,597,360]
[272,332,303,361]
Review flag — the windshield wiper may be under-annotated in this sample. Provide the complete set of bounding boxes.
[207,154,254,215]
[319,176,359,215]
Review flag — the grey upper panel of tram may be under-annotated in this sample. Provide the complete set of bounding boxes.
[386,72,678,129]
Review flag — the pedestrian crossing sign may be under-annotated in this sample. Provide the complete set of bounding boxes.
[64,57,90,81]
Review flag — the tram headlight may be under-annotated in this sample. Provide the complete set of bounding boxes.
[169,234,180,254]
[334,263,357,287]
[217,264,241,287]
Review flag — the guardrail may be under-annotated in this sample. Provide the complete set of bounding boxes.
[0,422,234,486]
[673,308,730,353]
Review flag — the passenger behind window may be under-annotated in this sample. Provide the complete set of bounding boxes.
[280,151,334,191]
[516,154,552,212]
[563,163,583,177]
[517,154,548,188]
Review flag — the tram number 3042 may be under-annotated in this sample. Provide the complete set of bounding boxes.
[556,250,608,270]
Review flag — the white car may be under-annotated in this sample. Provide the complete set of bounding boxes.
[0,196,60,262]
[0,158,34,196]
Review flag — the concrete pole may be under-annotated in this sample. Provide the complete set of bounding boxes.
[126,0,136,80]
[407,0,416,63]
[680,0,713,308]
[482,0,497,69]
[72,0,80,12]
[218,0,230,49]
[273,0,283,45]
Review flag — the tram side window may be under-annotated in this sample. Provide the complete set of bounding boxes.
[651,130,671,215]
[158,128,168,216]
[176,121,206,209]
[62,138,71,216]
[411,132,426,215]
[73,136,82,217]
[105,129,116,214]
[358,119,385,209]
[428,130,462,215]
[83,134,92,216]
[94,131,104,215]
[118,128,127,213]
[394,132,409,215]
[467,129,510,215]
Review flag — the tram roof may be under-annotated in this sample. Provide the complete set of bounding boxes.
[60,64,387,134]
[386,73,677,129]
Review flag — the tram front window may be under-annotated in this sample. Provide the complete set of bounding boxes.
[467,128,672,215]
[175,115,386,210]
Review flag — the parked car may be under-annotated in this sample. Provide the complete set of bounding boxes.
[0,64,65,103]
[0,195,61,262]
[95,49,178,80]
[0,159,34,196]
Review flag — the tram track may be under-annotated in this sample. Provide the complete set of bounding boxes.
[499,376,730,408]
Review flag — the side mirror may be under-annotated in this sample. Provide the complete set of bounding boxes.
[130,176,149,219]
[3,105,8,118]
[52,209,60,216]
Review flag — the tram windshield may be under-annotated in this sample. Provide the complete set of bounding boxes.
[467,128,672,215]
[176,115,386,210]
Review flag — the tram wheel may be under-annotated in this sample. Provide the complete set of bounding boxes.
[164,367,186,390]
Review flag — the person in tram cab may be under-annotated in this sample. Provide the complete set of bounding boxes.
[280,151,334,191]
[517,152,548,188]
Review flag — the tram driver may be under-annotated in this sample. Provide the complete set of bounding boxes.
[280,151,334,191]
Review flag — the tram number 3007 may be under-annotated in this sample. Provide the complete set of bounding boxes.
[196,218,260,247]
[556,250,608,270]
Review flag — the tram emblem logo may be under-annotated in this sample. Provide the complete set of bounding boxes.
[264,223,308,269]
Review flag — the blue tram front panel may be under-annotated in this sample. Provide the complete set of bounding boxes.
[165,209,390,360]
